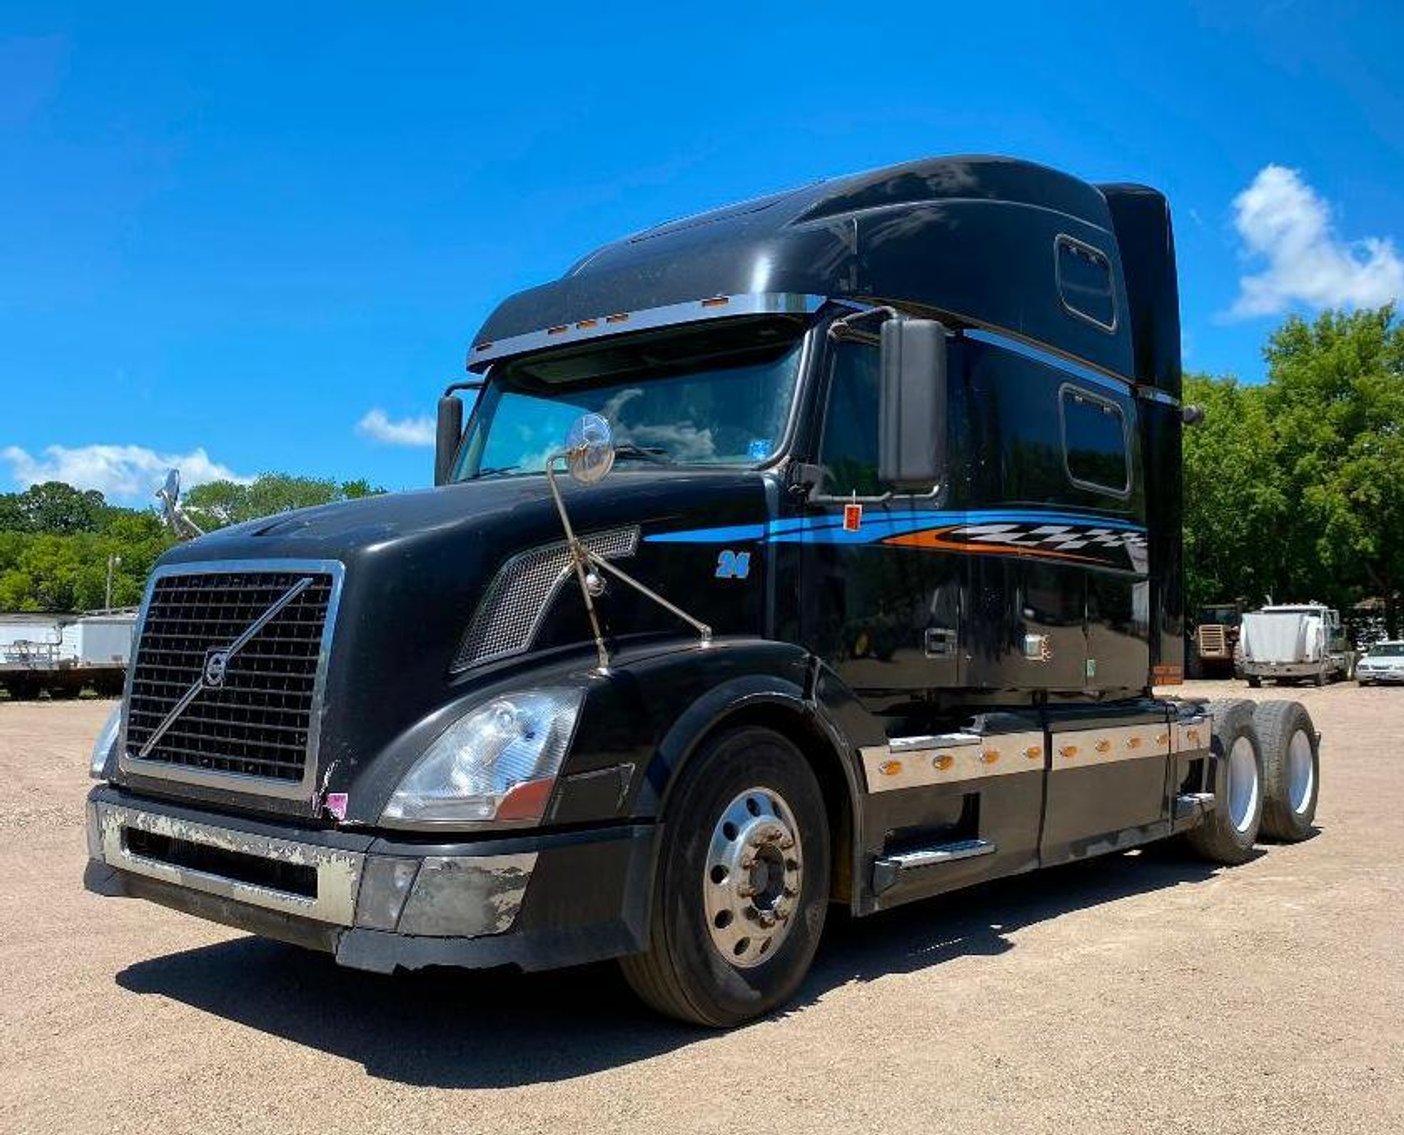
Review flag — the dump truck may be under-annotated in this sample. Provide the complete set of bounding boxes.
[84,155,1321,1026]
[1239,603,1354,687]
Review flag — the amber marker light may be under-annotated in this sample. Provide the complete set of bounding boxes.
[1095,739,1111,753]
[1024,745,1042,761]
[700,296,730,308]
[880,760,903,777]
[981,750,1001,765]
[934,754,955,771]
[1060,745,1079,759]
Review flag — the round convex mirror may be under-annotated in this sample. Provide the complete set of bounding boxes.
[565,413,615,485]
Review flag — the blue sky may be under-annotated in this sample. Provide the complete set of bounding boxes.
[3,1,1402,502]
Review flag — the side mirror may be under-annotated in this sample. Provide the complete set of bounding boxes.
[434,394,465,486]
[879,318,948,490]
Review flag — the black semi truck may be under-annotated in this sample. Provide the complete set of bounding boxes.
[84,156,1322,1026]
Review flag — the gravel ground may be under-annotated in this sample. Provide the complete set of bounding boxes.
[2,681,1402,1135]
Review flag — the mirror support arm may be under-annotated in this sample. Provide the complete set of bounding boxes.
[544,456,612,672]
[545,442,714,675]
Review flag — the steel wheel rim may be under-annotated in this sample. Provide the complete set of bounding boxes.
[1227,736,1260,833]
[1287,729,1315,816]
[703,787,803,968]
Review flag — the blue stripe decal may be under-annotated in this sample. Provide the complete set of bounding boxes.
[644,523,768,544]
[644,510,1145,545]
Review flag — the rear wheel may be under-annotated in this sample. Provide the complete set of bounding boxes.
[1246,676,1263,689]
[1186,699,1263,865]
[619,726,830,1027]
[1254,700,1319,842]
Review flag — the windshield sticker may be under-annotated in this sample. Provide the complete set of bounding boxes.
[747,439,773,461]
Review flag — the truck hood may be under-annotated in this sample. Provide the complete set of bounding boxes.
[131,469,775,816]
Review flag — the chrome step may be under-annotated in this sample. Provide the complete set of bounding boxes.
[1173,791,1217,821]
[873,838,996,894]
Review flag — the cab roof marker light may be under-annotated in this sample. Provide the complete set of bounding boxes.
[605,313,629,323]
[700,296,730,308]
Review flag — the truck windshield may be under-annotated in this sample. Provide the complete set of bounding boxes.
[453,318,805,480]
[1368,643,1404,657]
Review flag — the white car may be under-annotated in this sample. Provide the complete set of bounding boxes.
[1357,640,1404,685]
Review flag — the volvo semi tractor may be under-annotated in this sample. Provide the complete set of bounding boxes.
[84,156,1322,1026]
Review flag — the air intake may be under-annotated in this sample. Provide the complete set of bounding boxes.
[452,527,639,671]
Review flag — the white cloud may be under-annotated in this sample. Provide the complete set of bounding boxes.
[1229,164,1404,319]
[356,408,435,448]
[1,443,251,502]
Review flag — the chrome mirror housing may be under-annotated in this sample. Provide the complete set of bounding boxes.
[564,413,615,486]
[155,467,204,541]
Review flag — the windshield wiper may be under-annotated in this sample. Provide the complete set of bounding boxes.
[613,444,673,466]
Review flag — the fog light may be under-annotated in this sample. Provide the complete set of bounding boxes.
[354,856,420,931]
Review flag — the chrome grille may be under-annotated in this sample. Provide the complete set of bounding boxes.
[453,527,639,671]
[124,566,338,788]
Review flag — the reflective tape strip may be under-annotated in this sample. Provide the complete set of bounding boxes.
[862,731,1045,792]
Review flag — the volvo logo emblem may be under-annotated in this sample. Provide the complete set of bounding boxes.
[203,648,230,688]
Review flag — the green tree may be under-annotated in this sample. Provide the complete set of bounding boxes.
[1182,372,1287,611]
[1262,305,1404,631]
[0,482,106,534]
[184,473,385,529]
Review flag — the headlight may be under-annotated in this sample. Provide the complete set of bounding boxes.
[90,706,122,780]
[381,688,584,827]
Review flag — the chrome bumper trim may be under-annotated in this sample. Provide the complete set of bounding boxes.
[92,801,363,924]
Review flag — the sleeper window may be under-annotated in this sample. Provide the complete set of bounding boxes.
[1061,387,1129,495]
[1056,236,1116,332]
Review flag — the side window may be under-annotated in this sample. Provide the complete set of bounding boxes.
[1056,235,1116,332]
[1061,386,1129,496]
[818,341,884,496]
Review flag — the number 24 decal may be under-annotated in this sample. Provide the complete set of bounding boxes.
[716,550,751,580]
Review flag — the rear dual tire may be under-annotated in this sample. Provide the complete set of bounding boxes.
[1186,699,1263,865]
[1253,700,1319,842]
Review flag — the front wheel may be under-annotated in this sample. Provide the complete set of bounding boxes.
[619,726,830,1027]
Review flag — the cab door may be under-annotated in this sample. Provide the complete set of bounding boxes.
[796,335,961,696]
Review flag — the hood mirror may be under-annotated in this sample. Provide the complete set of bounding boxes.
[543,412,710,673]
[155,467,205,541]
[565,413,616,486]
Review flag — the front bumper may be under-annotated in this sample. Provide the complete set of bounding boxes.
[1357,668,1404,683]
[1241,661,1327,677]
[84,786,654,973]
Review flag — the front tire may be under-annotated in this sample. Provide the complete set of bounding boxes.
[1254,700,1319,841]
[620,726,830,1027]
[1186,699,1263,865]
